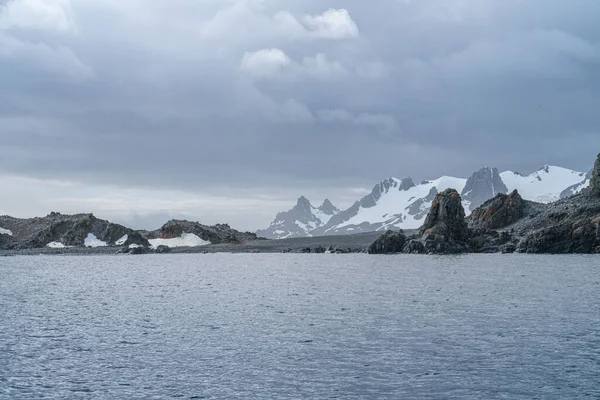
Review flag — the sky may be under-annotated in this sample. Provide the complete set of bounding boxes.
[1,0,599,231]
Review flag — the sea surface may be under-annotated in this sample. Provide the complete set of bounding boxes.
[1,254,599,399]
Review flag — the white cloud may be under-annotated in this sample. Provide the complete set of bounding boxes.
[299,53,347,79]
[240,48,291,78]
[241,49,347,81]
[0,33,93,80]
[303,8,360,39]
[0,0,76,32]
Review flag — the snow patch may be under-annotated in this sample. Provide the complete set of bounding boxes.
[0,227,13,236]
[47,242,66,249]
[148,233,211,249]
[129,244,142,249]
[84,233,108,248]
[116,234,128,245]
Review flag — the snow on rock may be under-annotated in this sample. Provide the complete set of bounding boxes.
[47,242,66,249]
[116,235,128,245]
[500,166,587,204]
[323,176,468,235]
[257,197,341,239]
[84,233,108,248]
[259,164,588,238]
[0,227,13,236]
[148,233,211,249]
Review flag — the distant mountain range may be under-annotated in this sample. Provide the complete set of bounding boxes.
[257,165,591,239]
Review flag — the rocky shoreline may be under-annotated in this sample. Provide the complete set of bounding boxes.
[2,153,599,257]
[0,232,384,256]
[369,153,600,255]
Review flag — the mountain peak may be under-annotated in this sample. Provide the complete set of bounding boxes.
[296,196,311,208]
[398,177,415,191]
[461,166,508,211]
[319,199,339,215]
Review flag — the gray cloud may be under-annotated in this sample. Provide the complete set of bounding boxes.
[0,0,599,229]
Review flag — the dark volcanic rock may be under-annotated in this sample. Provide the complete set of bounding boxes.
[420,189,468,241]
[0,212,149,249]
[589,153,600,197]
[399,189,471,254]
[147,220,258,245]
[467,190,526,230]
[368,230,407,254]
[512,154,600,254]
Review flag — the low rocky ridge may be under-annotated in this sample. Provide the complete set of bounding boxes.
[0,213,260,252]
[0,213,149,250]
[145,220,260,245]
[368,153,600,255]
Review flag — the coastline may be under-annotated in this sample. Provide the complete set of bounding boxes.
[0,232,389,256]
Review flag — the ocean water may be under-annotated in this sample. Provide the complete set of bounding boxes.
[1,254,599,399]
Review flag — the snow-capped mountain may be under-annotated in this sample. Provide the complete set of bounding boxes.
[314,176,468,236]
[256,197,340,239]
[258,164,589,239]
[500,165,587,204]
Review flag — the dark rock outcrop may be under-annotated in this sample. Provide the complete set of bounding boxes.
[511,154,600,254]
[420,189,469,241]
[399,189,470,254]
[147,220,258,245]
[155,245,172,254]
[368,230,407,254]
[589,153,600,197]
[0,213,149,249]
[467,190,526,230]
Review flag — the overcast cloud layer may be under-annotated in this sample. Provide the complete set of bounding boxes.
[1,0,599,230]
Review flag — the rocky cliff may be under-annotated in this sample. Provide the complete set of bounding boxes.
[0,212,149,250]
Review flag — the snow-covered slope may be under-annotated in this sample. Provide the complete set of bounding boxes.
[258,164,588,239]
[500,166,587,204]
[256,197,340,239]
[314,176,468,236]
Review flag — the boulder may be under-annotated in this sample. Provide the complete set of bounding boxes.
[368,230,407,254]
[155,245,171,254]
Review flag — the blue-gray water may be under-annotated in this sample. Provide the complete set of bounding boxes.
[1,254,599,399]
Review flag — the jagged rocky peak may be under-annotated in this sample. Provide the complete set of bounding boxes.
[319,199,339,215]
[468,189,526,230]
[590,153,600,197]
[296,195,312,210]
[461,166,508,211]
[398,177,416,191]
